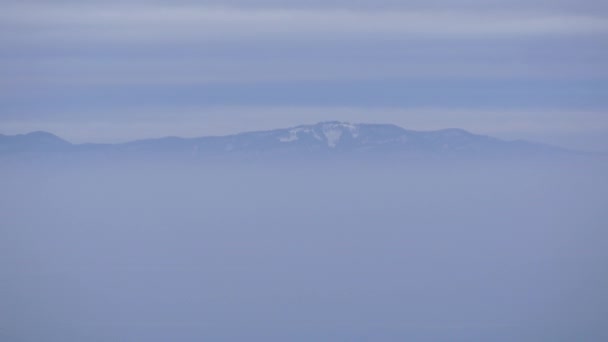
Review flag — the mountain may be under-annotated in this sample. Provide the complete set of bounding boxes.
[0,131,72,154]
[0,122,572,161]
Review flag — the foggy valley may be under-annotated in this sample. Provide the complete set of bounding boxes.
[1,150,607,341]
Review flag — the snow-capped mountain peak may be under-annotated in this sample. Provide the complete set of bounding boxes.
[278,121,363,148]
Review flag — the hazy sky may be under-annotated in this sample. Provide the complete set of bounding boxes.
[1,0,607,149]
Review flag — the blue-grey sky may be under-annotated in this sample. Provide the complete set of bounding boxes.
[1,0,607,149]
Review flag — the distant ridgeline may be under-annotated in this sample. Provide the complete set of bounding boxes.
[0,122,574,161]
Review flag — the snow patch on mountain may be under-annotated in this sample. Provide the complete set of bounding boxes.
[277,122,367,147]
[320,122,361,147]
[279,130,299,142]
[323,128,342,148]
[278,125,327,143]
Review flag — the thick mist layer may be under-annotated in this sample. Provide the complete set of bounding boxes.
[1,160,607,341]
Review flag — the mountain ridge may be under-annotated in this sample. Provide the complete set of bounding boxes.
[0,121,576,160]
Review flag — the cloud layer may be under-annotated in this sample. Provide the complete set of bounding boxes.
[0,0,607,149]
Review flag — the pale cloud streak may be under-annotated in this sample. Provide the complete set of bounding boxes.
[2,5,608,44]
